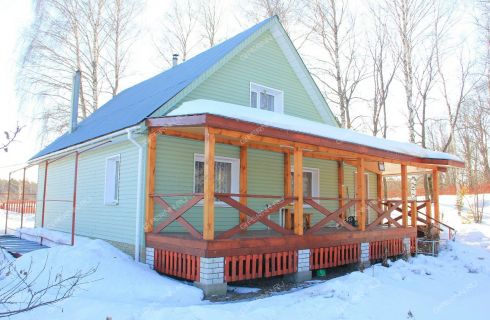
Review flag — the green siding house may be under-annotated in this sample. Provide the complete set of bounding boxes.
[30,16,462,296]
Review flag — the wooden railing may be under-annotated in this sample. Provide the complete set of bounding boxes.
[0,200,37,214]
[303,197,357,234]
[214,193,295,239]
[150,194,447,239]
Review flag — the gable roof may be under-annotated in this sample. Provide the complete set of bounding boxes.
[31,16,337,161]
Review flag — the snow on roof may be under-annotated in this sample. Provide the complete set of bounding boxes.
[31,17,274,160]
[168,99,461,162]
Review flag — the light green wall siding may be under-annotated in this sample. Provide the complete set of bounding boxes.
[154,31,334,125]
[35,136,146,245]
[154,136,383,233]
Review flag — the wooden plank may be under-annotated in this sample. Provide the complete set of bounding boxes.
[146,115,465,168]
[411,201,417,227]
[401,164,408,227]
[284,153,292,230]
[432,169,440,227]
[239,146,248,224]
[338,161,345,213]
[293,147,304,235]
[356,158,366,231]
[145,131,157,233]
[377,173,383,212]
[203,127,215,240]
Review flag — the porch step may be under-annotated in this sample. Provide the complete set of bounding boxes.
[0,234,47,257]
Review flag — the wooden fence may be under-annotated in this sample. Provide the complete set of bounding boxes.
[0,200,37,214]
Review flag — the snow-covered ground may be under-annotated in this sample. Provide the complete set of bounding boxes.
[0,210,35,234]
[1,195,489,319]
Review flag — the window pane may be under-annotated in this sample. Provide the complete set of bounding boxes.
[105,158,119,203]
[251,91,257,108]
[303,172,312,197]
[260,92,274,111]
[194,161,204,193]
[194,160,232,193]
[290,171,313,197]
[215,162,232,193]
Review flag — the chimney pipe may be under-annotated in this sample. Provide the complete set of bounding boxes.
[70,70,81,133]
[172,53,179,67]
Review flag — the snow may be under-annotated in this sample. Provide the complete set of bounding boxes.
[0,210,34,234]
[1,195,489,319]
[169,99,461,162]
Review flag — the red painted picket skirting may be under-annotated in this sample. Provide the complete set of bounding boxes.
[310,243,360,270]
[154,249,200,281]
[369,238,404,260]
[224,251,297,282]
[0,200,36,214]
[410,236,417,254]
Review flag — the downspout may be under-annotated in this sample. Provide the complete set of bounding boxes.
[127,128,143,262]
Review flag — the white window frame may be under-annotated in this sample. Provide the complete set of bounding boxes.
[193,154,240,207]
[104,154,121,205]
[249,82,284,113]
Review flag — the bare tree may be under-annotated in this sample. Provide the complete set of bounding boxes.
[156,0,200,65]
[1,125,22,154]
[240,0,312,49]
[18,0,139,136]
[199,0,223,48]
[367,4,399,137]
[385,0,434,143]
[0,252,97,317]
[308,0,366,129]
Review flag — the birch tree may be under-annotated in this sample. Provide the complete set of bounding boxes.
[367,5,399,137]
[156,0,200,64]
[18,0,139,136]
[308,0,365,129]
[385,0,433,143]
[199,0,223,48]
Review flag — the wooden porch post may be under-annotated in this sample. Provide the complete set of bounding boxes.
[293,146,303,235]
[432,168,440,227]
[356,158,366,231]
[145,130,157,233]
[284,152,292,230]
[20,167,26,229]
[401,164,408,227]
[203,127,215,240]
[337,161,345,214]
[239,146,248,224]
[376,173,383,203]
[411,200,417,227]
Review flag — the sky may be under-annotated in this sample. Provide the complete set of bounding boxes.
[0,0,481,182]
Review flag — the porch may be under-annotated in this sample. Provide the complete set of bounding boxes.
[142,111,461,292]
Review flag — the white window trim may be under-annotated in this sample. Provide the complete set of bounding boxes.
[104,154,121,206]
[249,82,284,113]
[193,153,240,207]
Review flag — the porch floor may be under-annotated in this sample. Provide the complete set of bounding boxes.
[146,226,417,258]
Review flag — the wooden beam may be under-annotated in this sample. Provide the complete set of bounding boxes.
[146,114,465,168]
[432,168,440,227]
[145,131,157,233]
[411,200,417,227]
[239,146,248,224]
[203,127,215,240]
[284,152,292,230]
[377,174,383,201]
[401,164,408,227]
[293,147,303,235]
[337,161,345,212]
[356,158,366,231]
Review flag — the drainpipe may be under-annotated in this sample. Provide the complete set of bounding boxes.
[127,129,143,262]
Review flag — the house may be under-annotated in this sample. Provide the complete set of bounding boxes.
[30,16,463,296]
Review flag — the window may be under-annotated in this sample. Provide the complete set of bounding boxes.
[194,154,239,196]
[104,155,120,205]
[250,82,284,113]
[290,167,320,198]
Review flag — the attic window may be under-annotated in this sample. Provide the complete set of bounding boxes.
[250,82,284,113]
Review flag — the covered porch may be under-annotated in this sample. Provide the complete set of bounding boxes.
[143,110,462,289]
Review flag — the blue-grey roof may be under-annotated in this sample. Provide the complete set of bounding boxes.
[31,17,273,160]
